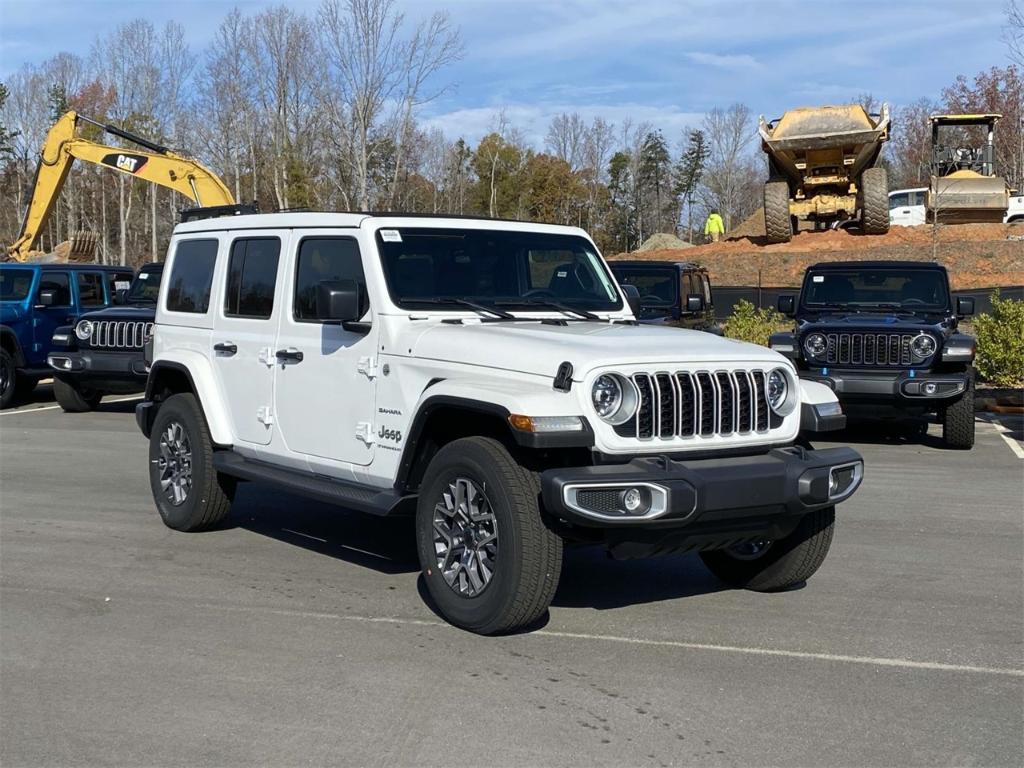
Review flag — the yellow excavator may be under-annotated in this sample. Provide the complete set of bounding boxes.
[926,114,1010,224]
[6,111,235,262]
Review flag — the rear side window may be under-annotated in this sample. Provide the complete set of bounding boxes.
[224,238,281,319]
[39,272,71,306]
[166,240,218,313]
[294,237,365,321]
[0,268,34,300]
[107,271,133,296]
[77,272,105,306]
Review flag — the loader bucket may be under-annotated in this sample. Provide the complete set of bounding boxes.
[927,171,1009,224]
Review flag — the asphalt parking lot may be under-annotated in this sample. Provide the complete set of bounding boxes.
[1,384,1022,767]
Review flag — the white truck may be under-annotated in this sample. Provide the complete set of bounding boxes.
[890,187,1024,226]
[136,210,863,634]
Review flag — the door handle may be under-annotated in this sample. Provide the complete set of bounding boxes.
[276,347,303,363]
[214,342,237,356]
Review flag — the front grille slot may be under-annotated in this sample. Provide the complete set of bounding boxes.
[626,369,772,441]
[88,320,153,350]
[818,332,922,367]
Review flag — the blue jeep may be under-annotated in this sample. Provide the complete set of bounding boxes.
[0,263,134,409]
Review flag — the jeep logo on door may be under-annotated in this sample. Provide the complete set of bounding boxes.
[101,153,149,174]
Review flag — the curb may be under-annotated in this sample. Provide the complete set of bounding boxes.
[976,387,1024,413]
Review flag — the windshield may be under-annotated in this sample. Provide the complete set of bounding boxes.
[377,228,622,312]
[802,268,949,310]
[0,268,34,301]
[610,265,678,316]
[126,267,162,303]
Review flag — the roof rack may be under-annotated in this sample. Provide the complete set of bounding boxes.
[179,202,259,223]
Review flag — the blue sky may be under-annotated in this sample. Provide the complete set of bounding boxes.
[0,0,1009,146]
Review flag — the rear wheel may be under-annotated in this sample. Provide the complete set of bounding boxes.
[0,350,16,410]
[860,166,889,235]
[148,393,235,531]
[941,371,975,449]
[764,181,792,243]
[416,437,563,634]
[700,507,835,591]
[53,377,102,412]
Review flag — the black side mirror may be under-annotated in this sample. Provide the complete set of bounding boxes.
[317,279,364,323]
[956,296,974,317]
[686,293,704,313]
[35,289,56,308]
[621,284,641,317]
[777,295,796,316]
[114,289,128,305]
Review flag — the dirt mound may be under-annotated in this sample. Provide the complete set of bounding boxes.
[637,232,693,251]
[611,223,1024,290]
[729,208,766,239]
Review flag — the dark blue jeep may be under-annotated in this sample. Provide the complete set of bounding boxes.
[0,263,133,409]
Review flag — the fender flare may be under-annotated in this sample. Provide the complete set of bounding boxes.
[0,325,26,367]
[146,354,234,446]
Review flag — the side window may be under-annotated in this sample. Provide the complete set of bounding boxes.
[701,274,712,305]
[910,190,926,206]
[224,238,281,319]
[166,239,218,314]
[107,271,133,297]
[294,237,366,322]
[77,272,105,306]
[38,272,71,306]
[889,192,910,209]
[681,273,696,299]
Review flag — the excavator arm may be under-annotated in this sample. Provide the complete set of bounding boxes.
[7,111,235,262]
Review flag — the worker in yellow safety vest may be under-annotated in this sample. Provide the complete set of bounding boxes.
[704,210,725,243]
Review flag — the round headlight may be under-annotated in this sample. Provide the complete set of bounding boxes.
[804,333,827,357]
[767,368,790,414]
[911,334,936,358]
[591,374,638,425]
[74,320,93,341]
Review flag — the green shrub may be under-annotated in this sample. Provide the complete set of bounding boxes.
[723,299,788,347]
[974,291,1024,387]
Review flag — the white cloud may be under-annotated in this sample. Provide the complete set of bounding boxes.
[685,52,760,70]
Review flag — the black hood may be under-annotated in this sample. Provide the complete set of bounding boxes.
[79,305,156,322]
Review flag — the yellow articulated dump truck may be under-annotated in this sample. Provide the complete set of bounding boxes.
[758,103,891,243]
[926,114,1009,224]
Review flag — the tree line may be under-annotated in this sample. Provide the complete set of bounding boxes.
[0,0,1021,266]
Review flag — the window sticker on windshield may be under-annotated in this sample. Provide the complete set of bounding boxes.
[380,229,402,242]
[115,280,131,289]
[812,275,824,283]
[556,270,568,278]
[138,273,149,280]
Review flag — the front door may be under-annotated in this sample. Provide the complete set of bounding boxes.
[211,233,285,446]
[32,270,74,365]
[274,233,377,466]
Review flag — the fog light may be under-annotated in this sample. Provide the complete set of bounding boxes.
[924,382,937,395]
[828,462,863,501]
[621,487,644,512]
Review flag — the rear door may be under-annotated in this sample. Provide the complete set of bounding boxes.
[212,233,285,446]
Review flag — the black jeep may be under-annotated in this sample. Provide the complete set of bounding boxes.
[770,261,976,449]
[610,260,719,332]
[48,262,163,412]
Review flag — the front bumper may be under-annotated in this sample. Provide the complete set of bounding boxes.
[799,369,969,403]
[47,349,148,388]
[540,446,863,532]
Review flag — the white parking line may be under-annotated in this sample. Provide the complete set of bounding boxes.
[988,418,1024,460]
[0,395,142,417]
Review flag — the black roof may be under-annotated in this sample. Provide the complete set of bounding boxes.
[1,262,128,271]
[610,260,705,271]
[808,260,945,270]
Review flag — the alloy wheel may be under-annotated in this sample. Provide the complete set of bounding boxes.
[432,477,499,597]
[155,421,193,506]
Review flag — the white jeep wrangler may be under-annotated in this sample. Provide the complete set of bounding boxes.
[136,210,863,634]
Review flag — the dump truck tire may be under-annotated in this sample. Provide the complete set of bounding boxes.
[860,167,889,235]
[764,182,792,243]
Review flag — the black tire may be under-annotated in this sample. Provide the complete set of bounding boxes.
[416,436,563,635]
[941,370,975,450]
[700,506,835,591]
[148,392,235,532]
[53,377,102,412]
[860,166,889,235]
[764,181,792,243]
[0,349,16,410]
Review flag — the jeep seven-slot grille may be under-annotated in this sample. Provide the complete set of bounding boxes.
[88,321,153,350]
[618,370,776,440]
[820,332,919,366]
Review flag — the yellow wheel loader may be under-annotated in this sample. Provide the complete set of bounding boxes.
[758,104,891,243]
[6,111,236,263]
[925,114,1009,224]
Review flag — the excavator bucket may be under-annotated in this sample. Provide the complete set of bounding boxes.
[22,231,100,264]
[927,172,1009,224]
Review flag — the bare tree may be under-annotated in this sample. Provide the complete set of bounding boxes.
[1006,0,1024,67]
[545,112,587,171]
[699,103,760,231]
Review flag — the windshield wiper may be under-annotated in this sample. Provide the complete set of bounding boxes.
[402,297,515,320]
[495,298,600,321]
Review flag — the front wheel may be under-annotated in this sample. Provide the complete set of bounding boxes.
[148,393,235,531]
[416,437,563,635]
[941,371,975,449]
[53,377,102,412]
[700,506,835,591]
